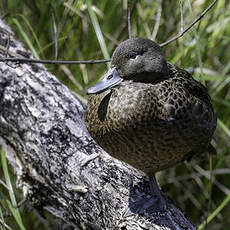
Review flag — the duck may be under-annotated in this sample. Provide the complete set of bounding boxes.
[85,37,217,211]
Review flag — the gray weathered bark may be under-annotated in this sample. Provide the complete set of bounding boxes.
[0,19,196,230]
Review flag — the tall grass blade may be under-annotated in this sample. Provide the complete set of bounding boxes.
[12,18,40,59]
[86,0,110,68]
[0,149,26,230]
[16,14,44,58]
[218,118,230,138]
[198,193,230,230]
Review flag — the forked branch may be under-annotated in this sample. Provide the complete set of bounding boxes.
[159,0,218,47]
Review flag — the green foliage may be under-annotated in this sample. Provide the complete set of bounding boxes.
[0,149,26,230]
[0,0,230,229]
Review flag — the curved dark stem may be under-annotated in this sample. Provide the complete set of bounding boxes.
[160,0,218,47]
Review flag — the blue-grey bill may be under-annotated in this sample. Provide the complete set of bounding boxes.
[87,67,123,94]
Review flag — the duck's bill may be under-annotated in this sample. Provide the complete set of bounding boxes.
[87,67,123,94]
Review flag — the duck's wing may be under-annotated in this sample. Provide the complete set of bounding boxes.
[167,62,213,106]
[167,62,217,157]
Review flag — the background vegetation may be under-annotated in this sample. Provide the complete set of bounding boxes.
[0,0,230,229]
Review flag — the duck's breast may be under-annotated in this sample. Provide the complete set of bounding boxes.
[85,79,216,173]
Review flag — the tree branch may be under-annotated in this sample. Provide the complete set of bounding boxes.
[160,0,217,47]
[0,19,196,230]
[0,57,111,64]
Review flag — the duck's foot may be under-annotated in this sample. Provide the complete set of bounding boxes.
[149,174,167,209]
[124,174,167,217]
[125,196,166,217]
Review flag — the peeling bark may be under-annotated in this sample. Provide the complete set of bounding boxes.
[0,19,196,230]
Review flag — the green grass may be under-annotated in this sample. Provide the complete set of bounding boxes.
[0,0,230,229]
[0,149,25,230]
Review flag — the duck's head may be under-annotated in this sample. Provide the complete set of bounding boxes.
[87,37,169,94]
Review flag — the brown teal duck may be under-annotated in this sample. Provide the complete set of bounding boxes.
[85,37,217,212]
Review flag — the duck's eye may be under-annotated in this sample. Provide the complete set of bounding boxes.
[129,51,138,59]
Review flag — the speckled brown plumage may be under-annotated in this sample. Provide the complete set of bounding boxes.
[85,38,217,176]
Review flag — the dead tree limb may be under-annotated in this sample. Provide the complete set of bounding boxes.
[0,19,196,230]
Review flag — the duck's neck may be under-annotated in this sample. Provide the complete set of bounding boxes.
[125,71,170,84]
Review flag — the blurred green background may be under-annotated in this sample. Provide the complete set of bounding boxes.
[0,0,230,229]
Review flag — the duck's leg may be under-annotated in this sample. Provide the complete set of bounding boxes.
[124,174,167,216]
[148,174,167,210]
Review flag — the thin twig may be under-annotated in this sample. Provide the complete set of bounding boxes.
[0,57,111,64]
[0,0,217,66]
[151,0,162,41]
[0,39,111,65]
[160,0,217,47]
[128,7,131,38]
